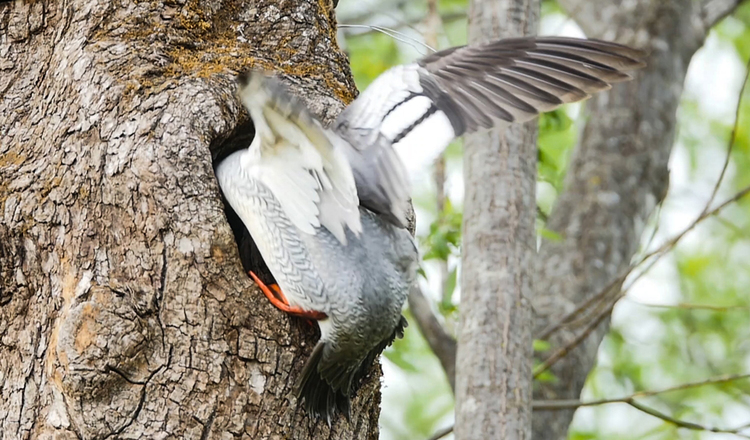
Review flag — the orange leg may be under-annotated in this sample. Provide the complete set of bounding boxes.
[249,271,327,320]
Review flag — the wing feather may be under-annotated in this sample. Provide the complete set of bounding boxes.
[332,37,645,227]
[236,72,361,244]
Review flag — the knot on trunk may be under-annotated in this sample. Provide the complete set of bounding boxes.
[54,283,166,437]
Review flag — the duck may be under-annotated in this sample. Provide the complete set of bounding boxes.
[214,36,645,423]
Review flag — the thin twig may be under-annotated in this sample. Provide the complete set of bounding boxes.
[536,237,661,342]
[731,421,750,433]
[700,57,750,218]
[537,183,750,344]
[534,183,750,377]
[536,274,618,340]
[533,372,750,409]
[341,12,466,37]
[537,64,750,343]
[714,215,749,237]
[534,291,621,378]
[432,374,750,440]
[337,24,437,54]
[625,400,750,437]
[627,299,750,312]
[427,425,454,440]
[436,401,750,439]
[525,66,750,439]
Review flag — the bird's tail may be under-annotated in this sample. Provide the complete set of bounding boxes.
[295,341,352,425]
[295,316,408,424]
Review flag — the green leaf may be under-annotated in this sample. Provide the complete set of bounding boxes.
[383,348,420,373]
[535,370,559,384]
[538,108,577,191]
[539,227,563,242]
[441,267,458,311]
[420,196,463,261]
[533,339,552,352]
[346,32,400,90]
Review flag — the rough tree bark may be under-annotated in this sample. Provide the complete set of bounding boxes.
[0,0,387,438]
[454,0,539,439]
[532,1,744,439]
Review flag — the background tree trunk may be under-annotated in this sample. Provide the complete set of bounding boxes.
[454,1,539,439]
[532,1,743,439]
[0,0,384,438]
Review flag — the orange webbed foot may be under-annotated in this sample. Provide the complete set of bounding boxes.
[248,271,328,320]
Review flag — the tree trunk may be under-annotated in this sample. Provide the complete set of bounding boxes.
[0,0,384,438]
[532,1,742,439]
[454,1,539,439]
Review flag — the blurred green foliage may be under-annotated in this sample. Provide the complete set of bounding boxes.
[570,5,750,440]
[346,32,400,89]
[539,108,576,192]
[381,310,455,439]
[421,199,462,263]
[339,1,750,439]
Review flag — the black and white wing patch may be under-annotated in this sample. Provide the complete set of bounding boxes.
[333,37,645,228]
[333,65,433,228]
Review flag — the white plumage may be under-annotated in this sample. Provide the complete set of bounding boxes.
[234,73,362,245]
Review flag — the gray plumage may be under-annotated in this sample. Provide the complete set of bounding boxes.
[217,153,415,421]
[215,36,645,422]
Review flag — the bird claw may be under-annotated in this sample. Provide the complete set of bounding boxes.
[248,271,328,320]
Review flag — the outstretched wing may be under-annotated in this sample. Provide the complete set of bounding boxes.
[235,71,362,245]
[334,37,646,227]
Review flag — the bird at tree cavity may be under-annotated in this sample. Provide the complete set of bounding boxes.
[214,36,646,423]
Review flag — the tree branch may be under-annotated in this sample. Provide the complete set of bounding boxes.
[427,425,455,440]
[628,300,750,312]
[536,61,749,349]
[531,1,745,437]
[626,400,750,438]
[533,292,620,378]
[407,285,457,392]
[432,374,750,440]
[533,373,750,409]
[699,0,746,30]
[701,57,750,217]
[534,180,750,378]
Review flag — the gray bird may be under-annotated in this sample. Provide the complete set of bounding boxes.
[215,37,645,423]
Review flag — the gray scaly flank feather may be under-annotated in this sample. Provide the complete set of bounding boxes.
[215,157,330,312]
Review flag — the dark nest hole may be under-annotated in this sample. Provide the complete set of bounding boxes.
[210,118,276,287]
[210,118,323,341]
